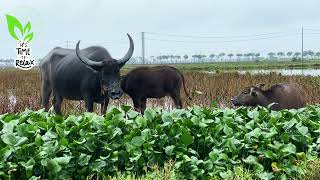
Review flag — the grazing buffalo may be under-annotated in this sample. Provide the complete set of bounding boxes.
[40,34,134,115]
[120,66,192,114]
[231,83,305,111]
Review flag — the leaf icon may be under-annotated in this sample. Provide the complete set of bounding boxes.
[6,14,24,41]
[24,21,32,34]
[24,32,34,42]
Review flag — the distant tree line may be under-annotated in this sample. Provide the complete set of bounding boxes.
[1,50,320,66]
[127,50,320,64]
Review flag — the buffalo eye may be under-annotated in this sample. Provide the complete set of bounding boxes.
[250,91,257,97]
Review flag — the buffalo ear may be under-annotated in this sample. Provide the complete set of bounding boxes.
[255,83,265,89]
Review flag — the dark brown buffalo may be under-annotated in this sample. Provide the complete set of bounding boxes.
[231,83,305,110]
[120,66,192,114]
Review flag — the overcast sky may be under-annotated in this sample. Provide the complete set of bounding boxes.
[0,0,319,59]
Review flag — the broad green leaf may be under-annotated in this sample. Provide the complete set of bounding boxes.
[281,143,296,154]
[78,153,91,166]
[0,146,12,161]
[47,159,62,173]
[223,125,233,136]
[181,128,193,146]
[162,113,173,124]
[15,137,28,147]
[135,116,147,128]
[131,136,144,146]
[164,145,175,155]
[121,105,131,113]
[297,126,308,136]
[242,155,258,164]
[1,133,16,146]
[54,156,72,165]
[144,108,157,121]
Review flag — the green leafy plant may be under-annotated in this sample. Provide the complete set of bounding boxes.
[0,105,320,179]
[6,14,34,42]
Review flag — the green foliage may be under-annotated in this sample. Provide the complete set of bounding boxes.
[0,105,320,179]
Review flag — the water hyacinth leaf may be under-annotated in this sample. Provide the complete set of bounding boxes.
[0,146,12,161]
[15,136,28,147]
[129,152,142,162]
[131,136,145,147]
[91,159,106,172]
[2,122,15,134]
[162,113,173,124]
[144,108,157,121]
[55,156,72,165]
[164,145,175,155]
[242,155,258,165]
[249,128,262,138]
[297,126,308,136]
[19,157,35,178]
[77,154,91,166]
[121,105,131,113]
[1,133,17,146]
[223,124,233,136]
[181,128,193,146]
[47,159,62,173]
[248,109,260,119]
[281,143,296,154]
[135,116,147,128]
[127,110,139,119]
[283,119,297,130]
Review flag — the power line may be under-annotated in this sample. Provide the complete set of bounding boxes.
[304,28,320,32]
[145,31,297,39]
[145,33,300,44]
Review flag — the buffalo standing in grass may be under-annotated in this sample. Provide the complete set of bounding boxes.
[231,83,305,110]
[40,34,134,115]
[121,66,192,114]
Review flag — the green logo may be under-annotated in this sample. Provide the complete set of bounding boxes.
[6,14,36,70]
[6,14,34,42]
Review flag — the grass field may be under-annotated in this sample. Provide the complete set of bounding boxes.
[124,60,320,71]
[0,68,319,114]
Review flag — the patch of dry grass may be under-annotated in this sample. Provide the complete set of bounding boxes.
[0,69,319,114]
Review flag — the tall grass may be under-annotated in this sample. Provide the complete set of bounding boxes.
[0,69,319,114]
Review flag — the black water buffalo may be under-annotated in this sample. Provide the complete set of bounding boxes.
[120,66,192,114]
[40,34,134,115]
[231,83,305,110]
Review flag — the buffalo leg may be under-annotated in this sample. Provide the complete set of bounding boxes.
[53,94,63,115]
[84,97,94,112]
[171,94,183,109]
[40,82,52,111]
[101,98,109,115]
[140,98,147,115]
[132,97,141,113]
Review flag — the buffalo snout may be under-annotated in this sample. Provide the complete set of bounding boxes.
[110,89,123,99]
[231,97,241,106]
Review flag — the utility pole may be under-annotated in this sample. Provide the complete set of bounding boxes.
[141,32,145,64]
[65,40,72,49]
[301,27,304,60]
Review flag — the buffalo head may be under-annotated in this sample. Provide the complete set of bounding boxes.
[75,33,134,99]
[231,83,268,107]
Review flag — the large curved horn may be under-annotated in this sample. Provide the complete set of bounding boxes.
[118,33,134,67]
[76,41,104,67]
